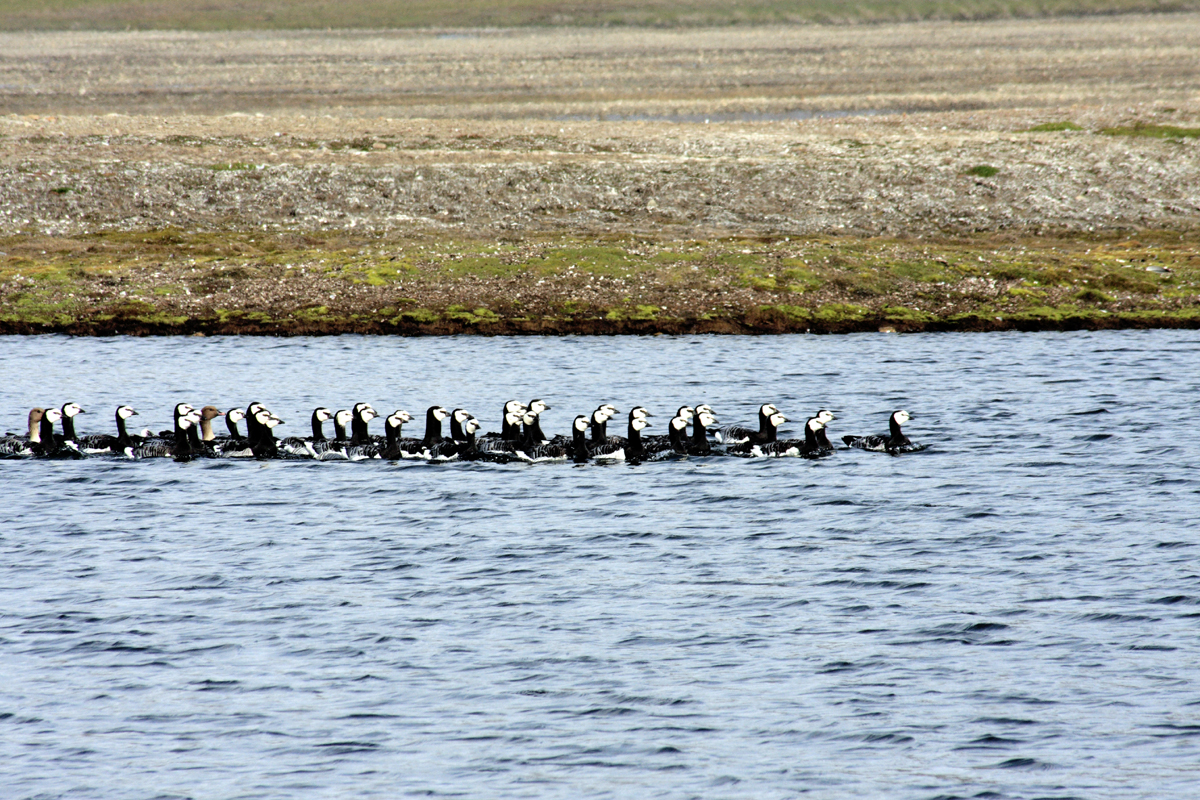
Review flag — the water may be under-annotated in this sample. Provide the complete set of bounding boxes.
[2,331,1199,800]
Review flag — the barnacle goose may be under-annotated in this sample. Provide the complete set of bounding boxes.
[77,405,140,455]
[31,408,82,459]
[519,413,591,462]
[483,400,527,439]
[842,410,926,454]
[279,407,333,457]
[684,407,720,455]
[376,409,430,459]
[713,403,780,446]
[0,408,46,457]
[58,402,86,444]
[813,409,836,452]
[449,408,474,442]
[475,410,528,457]
[133,403,194,458]
[248,409,286,459]
[589,415,651,462]
[589,403,619,445]
[642,413,692,458]
[734,415,829,458]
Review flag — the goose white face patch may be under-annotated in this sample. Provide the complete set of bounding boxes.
[574,416,591,431]
[698,411,718,427]
[316,408,333,421]
[434,407,450,421]
[895,410,911,425]
[63,403,84,417]
[769,412,788,427]
[45,408,63,423]
[118,406,137,419]
[229,409,246,423]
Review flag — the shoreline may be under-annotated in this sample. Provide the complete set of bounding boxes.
[3,231,1195,336]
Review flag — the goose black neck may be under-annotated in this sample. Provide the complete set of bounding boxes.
[61,412,78,442]
[422,408,444,448]
[501,414,520,442]
[450,413,465,441]
[349,411,370,445]
[528,415,547,443]
[669,421,685,451]
[226,416,241,437]
[115,411,132,447]
[890,416,904,438]
[692,416,708,445]
[805,422,819,449]
[627,420,645,459]
[38,416,55,449]
[572,424,590,462]
[311,410,326,441]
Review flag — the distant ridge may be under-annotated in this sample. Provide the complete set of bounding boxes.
[2,0,1197,31]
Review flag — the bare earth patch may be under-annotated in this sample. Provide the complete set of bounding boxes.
[1,16,1198,334]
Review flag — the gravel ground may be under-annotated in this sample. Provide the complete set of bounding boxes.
[1,16,1198,333]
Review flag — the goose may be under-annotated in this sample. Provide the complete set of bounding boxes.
[476,410,528,456]
[449,408,474,441]
[375,410,429,459]
[686,407,720,455]
[736,415,829,458]
[590,416,651,462]
[520,413,591,462]
[210,407,254,457]
[450,417,523,463]
[643,413,693,458]
[184,409,214,458]
[726,412,789,456]
[173,409,204,462]
[331,408,352,441]
[248,409,284,459]
[58,402,86,444]
[589,403,619,445]
[713,403,779,445]
[347,403,379,446]
[77,405,139,455]
[197,406,226,442]
[133,403,195,458]
[280,407,334,456]
[0,408,45,457]
[521,408,551,447]
[643,406,694,450]
[31,408,82,458]
[842,410,925,454]
[482,400,526,440]
[813,410,836,452]
[419,405,452,449]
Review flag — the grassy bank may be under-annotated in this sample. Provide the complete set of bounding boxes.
[4,0,1197,30]
[1,231,1196,335]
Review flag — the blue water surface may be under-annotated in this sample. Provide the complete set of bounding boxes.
[1,330,1198,799]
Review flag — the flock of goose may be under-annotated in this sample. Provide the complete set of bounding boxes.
[0,400,925,463]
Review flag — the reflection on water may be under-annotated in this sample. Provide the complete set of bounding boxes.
[1,331,1199,800]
